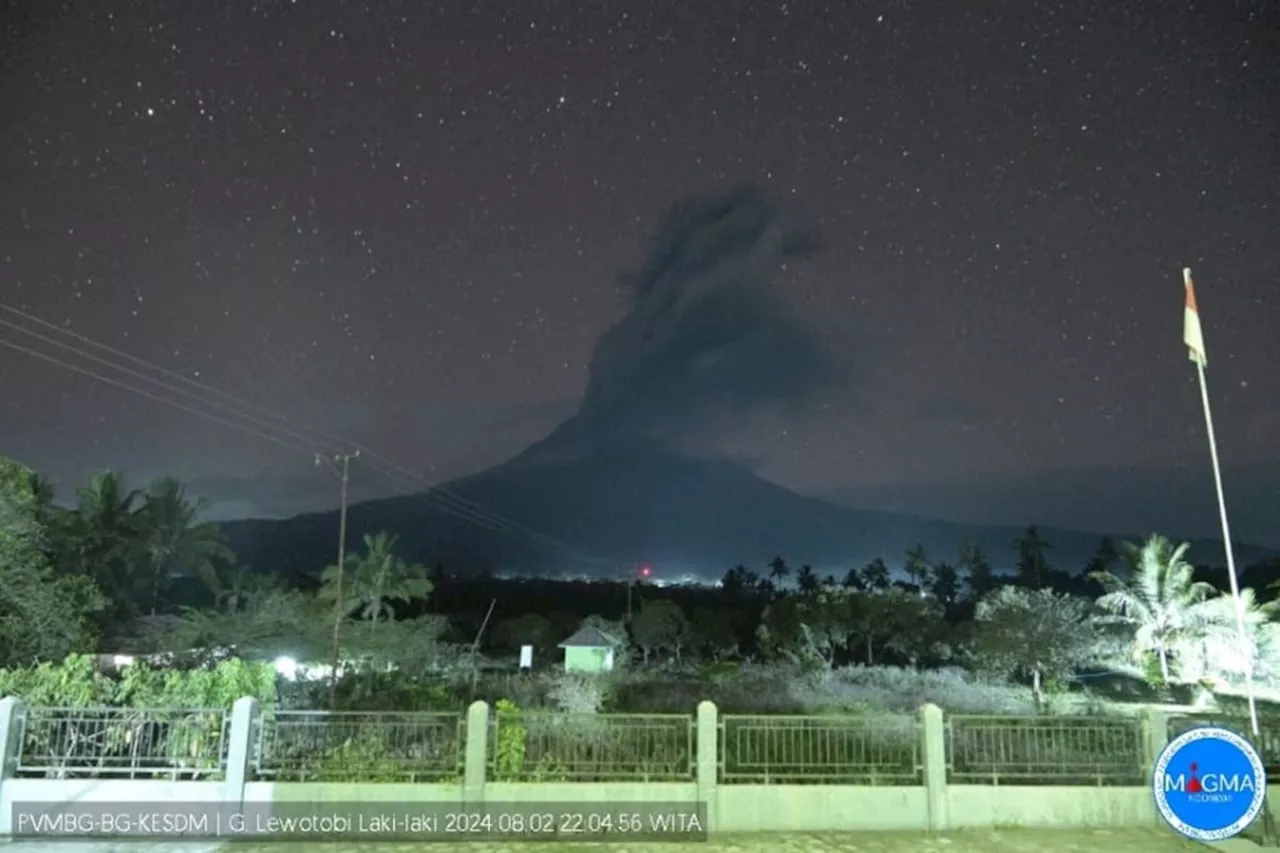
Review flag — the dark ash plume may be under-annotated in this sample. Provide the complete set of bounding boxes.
[572,183,834,444]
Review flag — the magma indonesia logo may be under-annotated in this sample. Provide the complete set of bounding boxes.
[1153,725,1267,841]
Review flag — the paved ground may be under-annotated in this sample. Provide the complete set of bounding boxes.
[0,828,1208,852]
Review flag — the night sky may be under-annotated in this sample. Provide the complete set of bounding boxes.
[2,1,1278,546]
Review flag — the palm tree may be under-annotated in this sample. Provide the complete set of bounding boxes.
[767,555,790,585]
[137,477,236,615]
[903,544,931,593]
[958,540,995,600]
[1091,534,1222,682]
[795,564,819,592]
[63,470,143,612]
[25,471,57,526]
[1184,587,1278,682]
[930,562,961,605]
[211,564,276,613]
[1085,536,1121,576]
[859,558,890,591]
[719,565,752,596]
[17,470,66,563]
[1014,525,1052,587]
[166,587,325,659]
[322,531,432,638]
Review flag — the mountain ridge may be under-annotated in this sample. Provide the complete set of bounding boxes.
[219,439,1278,584]
[822,461,1280,551]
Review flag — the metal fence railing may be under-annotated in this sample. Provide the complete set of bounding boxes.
[947,714,1146,786]
[15,707,227,780]
[488,711,693,782]
[719,714,921,785]
[7,705,1193,787]
[1167,714,1280,781]
[254,710,465,782]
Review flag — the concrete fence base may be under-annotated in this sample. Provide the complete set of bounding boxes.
[0,696,1196,834]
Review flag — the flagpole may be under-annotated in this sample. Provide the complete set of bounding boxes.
[1193,360,1262,735]
[1184,268,1261,740]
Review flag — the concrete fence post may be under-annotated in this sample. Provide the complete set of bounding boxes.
[224,696,259,804]
[0,696,27,835]
[0,696,24,780]
[1138,707,1170,775]
[696,701,718,832]
[1137,707,1170,828]
[919,703,949,831]
[464,700,489,804]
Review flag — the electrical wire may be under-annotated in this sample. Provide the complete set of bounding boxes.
[0,316,338,455]
[1,303,355,449]
[0,309,611,568]
[0,328,602,566]
[0,302,598,559]
[0,336,306,453]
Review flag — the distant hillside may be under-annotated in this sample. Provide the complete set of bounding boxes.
[824,462,1280,552]
[219,428,1277,584]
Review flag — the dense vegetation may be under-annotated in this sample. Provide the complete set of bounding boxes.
[4,454,1279,718]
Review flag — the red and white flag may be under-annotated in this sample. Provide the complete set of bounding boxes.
[1183,267,1207,367]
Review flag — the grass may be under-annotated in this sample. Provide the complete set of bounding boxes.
[308,658,1280,721]
[469,664,1051,717]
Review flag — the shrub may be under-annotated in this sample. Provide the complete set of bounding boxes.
[492,698,527,780]
[298,670,458,712]
[785,665,1037,715]
[709,663,800,713]
[1,655,277,781]
[470,672,554,709]
[596,663,1039,716]
[611,676,706,713]
[701,661,740,680]
[310,734,406,783]
[0,654,277,709]
[547,672,611,714]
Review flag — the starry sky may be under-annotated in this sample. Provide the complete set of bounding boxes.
[2,0,1278,546]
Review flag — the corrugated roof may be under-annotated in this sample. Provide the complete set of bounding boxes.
[557,625,620,648]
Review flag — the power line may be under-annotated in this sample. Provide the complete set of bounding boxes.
[0,302,598,560]
[0,316,342,456]
[0,336,306,452]
[0,303,355,450]
[0,314,608,568]
[0,328,600,565]
[352,457,594,559]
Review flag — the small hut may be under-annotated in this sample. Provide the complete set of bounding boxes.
[557,625,619,673]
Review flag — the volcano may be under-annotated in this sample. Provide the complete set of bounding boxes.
[216,425,1278,584]
[218,185,1277,580]
[217,428,988,581]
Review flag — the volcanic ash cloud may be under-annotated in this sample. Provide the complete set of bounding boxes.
[573,183,834,446]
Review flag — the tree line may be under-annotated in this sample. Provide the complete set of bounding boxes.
[3,456,1278,709]
[0,459,442,672]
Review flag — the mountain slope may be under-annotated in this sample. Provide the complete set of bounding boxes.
[823,462,1280,551]
[219,435,1277,583]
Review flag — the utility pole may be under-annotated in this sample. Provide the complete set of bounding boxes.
[316,448,359,710]
[622,564,651,622]
[619,565,635,622]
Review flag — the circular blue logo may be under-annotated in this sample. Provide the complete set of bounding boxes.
[1153,725,1266,841]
